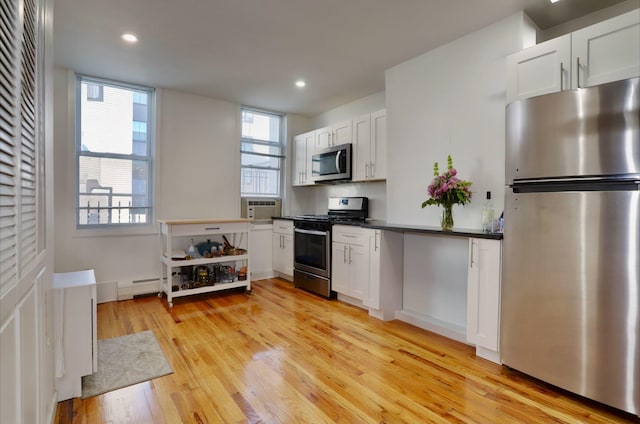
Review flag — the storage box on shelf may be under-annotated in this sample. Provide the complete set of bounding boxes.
[158,219,251,307]
[272,219,294,280]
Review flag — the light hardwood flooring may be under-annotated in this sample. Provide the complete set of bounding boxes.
[55,278,638,424]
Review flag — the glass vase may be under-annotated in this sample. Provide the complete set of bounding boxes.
[441,205,454,231]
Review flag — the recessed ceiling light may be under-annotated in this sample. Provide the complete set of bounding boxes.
[121,33,138,43]
[295,80,306,88]
[550,0,561,3]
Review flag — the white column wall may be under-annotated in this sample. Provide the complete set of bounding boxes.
[385,12,536,230]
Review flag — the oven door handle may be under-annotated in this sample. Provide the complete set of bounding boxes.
[294,228,328,236]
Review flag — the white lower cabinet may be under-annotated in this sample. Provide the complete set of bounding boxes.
[365,229,403,320]
[331,225,369,301]
[466,238,502,363]
[250,223,274,280]
[53,270,98,401]
[272,219,294,280]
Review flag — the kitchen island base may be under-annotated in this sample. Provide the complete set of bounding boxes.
[159,219,251,308]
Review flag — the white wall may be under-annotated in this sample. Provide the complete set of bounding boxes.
[53,68,242,285]
[156,89,239,220]
[312,91,385,128]
[385,12,536,229]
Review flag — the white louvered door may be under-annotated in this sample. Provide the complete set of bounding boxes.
[0,0,54,423]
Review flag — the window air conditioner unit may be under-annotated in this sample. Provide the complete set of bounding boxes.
[241,198,282,220]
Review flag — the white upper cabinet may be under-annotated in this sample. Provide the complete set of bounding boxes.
[353,109,387,182]
[315,120,352,149]
[572,10,640,89]
[506,9,640,103]
[370,110,387,180]
[352,114,371,182]
[506,35,571,103]
[292,131,315,186]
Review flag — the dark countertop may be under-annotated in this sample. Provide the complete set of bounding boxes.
[360,220,503,240]
[276,216,503,240]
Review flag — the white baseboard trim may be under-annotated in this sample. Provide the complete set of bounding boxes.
[476,346,501,364]
[273,271,293,282]
[47,391,58,424]
[96,280,118,303]
[395,309,468,344]
[251,270,275,280]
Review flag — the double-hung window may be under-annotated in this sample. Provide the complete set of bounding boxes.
[76,76,154,227]
[240,107,283,197]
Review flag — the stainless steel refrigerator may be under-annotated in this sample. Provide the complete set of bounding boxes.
[502,77,640,416]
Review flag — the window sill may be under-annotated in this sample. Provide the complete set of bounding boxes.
[72,223,158,238]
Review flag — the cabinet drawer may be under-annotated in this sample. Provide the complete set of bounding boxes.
[273,220,294,235]
[168,222,248,237]
[332,226,367,245]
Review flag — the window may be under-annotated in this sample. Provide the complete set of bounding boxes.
[76,76,154,227]
[240,107,283,197]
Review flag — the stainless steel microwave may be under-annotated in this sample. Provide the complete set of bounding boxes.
[311,143,352,182]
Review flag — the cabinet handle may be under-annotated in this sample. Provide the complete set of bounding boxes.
[348,246,352,264]
[560,62,564,91]
[469,240,475,269]
[343,245,348,263]
[370,162,374,178]
[576,57,581,88]
[365,163,369,178]
[374,231,379,251]
[205,227,220,230]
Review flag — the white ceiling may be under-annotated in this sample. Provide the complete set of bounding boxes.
[53,0,631,116]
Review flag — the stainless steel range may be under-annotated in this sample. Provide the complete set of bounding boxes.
[293,197,368,298]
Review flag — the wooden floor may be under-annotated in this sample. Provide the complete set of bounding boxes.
[55,278,637,424]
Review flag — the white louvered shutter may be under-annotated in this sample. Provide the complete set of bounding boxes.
[19,0,38,271]
[0,0,19,296]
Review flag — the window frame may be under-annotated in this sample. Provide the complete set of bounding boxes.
[240,106,284,198]
[74,75,155,229]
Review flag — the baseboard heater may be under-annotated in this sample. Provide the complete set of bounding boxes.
[117,277,162,300]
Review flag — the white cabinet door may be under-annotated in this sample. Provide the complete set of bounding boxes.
[506,35,571,103]
[572,9,640,88]
[292,131,315,186]
[353,110,386,182]
[272,220,293,279]
[349,243,369,302]
[282,233,294,276]
[315,120,352,149]
[332,120,352,146]
[466,238,501,357]
[352,114,371,182]
[366,230,381,309]
[331,241,350,295]
[370,109,387,180]
[332,225,369,301]
[272,233,284,274]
